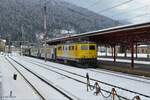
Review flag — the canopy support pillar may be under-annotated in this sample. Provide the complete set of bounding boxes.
[113,45,116,62]
[131,42,134,69]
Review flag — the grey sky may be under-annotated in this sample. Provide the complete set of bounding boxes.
[63,0,150,24]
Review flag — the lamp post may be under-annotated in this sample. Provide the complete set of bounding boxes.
[43,1,47,62]
[7,33,11,54]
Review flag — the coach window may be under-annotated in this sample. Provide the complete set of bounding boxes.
[70,46,71,50]
[70,46,72,50]
[72,46,74,50]
[69,46,70,50]
[75,46,77,50]
[58,46,61,50]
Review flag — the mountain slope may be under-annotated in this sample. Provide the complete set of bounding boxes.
[0,0,120,42]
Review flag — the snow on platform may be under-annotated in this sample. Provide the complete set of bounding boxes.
[98,58,150,65]
[7,56,70,100]
[0,55,41,100]
[12,55,150,100]
[98,52,149,58]
[0,70,2,99]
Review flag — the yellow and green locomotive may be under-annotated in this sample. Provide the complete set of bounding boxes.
[56,42,97,66]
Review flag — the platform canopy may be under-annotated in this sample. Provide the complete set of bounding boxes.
[47,22,150,46]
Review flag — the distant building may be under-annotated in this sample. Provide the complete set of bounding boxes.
[138,45,150,54]
[55,29,76,38]
[99,45,150,55]
[60,29,76,34]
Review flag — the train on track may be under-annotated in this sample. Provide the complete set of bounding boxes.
[23,41,97,68]
[0,39,6,52]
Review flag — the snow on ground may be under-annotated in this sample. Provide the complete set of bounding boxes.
[0,65,2,98]
[12,55,150,100]
[11,56,105,100]
[6,56,69,100]
[0,55,40,100]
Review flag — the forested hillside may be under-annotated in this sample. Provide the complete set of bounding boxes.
[0,0,120,42]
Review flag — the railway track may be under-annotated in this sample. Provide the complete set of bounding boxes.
[29,56,150,83]
[26,55,150,83]
[88,69,150,84]
[13,56,150,100]
[5,57,45,100]
[10,56,127,100]
[6,56,76,100]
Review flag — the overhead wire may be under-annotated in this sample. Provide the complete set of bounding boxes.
[86,0,101,9]
[73,0,135,22]
[85,0,150,22]
[86,0,149,24]
[96,0,134,13]
[110,4,150,17]
[44,0,150,34]
[110,4,150,21]
[121,13,150,21]
[69,1,134,19]
[62,0,134,18]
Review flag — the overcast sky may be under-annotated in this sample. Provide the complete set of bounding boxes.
[63,0,150,24]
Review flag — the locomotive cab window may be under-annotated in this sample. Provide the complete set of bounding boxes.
[81,45,88,50]
[89,45,95,50]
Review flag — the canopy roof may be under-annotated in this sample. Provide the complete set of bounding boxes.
[47,22,150,45]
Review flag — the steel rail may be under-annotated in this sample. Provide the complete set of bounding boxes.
[8,57,74,100]
[23,57,150,99]
[5,57,46,100]
[19,57,130,100]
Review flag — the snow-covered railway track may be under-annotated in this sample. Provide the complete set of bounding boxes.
[16,56,150,100]
[24,56,150,84]
[7,56,75,100]
[5,57,46,100]
[88,69,150,84]
[10,56,128,100]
